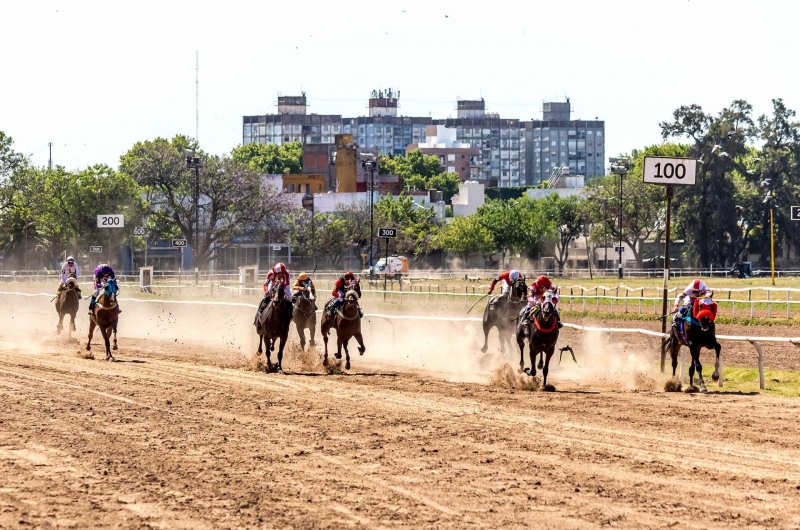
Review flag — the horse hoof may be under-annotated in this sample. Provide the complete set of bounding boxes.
[323,358,329,366]
[700,385,708,393]
[480,346,488,354]
[358,347,365,356]
[711,372,719,382]
[544,384,556,392]
[334,353,342,360]
[276,365,283,374]
[537,361,544,370]
[345,361,351,370]
[517,367,524,374]
[523,368,531,376]
[113,345,118,351]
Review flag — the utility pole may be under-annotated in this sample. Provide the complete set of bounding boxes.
[48,142,53,171]
[195,50,199,142]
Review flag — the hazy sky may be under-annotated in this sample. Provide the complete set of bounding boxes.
[1,0,797,171]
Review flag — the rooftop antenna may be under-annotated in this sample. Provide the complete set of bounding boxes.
[195,49,199,142]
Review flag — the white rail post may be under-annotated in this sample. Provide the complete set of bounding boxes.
[749,340,765,390]
[787,290,791,320]
[749,290,754,318]
[767,289,771,319]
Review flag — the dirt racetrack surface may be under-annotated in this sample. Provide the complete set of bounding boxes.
[1,296,800,528]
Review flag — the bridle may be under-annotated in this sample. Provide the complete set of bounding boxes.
[294,285,315,315]
[337,291,360,321]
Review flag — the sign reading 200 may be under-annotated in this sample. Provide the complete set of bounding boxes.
[97,214,124,228]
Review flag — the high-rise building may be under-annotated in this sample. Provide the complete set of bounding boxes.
[242,93,342,146]
[524,98,605,184]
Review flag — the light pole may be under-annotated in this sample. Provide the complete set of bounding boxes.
[360,154,377,273]
[603,198,608,272]
[186,151,202,271]
[302,194,315,269]
[609,157,632,279]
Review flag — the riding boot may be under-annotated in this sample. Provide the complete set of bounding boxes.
[358,304,364,319]
[88,297,96,314]
[117,303,122,314]
[520,307,531,325]
[555,309,563,329]
[254,297,267,324]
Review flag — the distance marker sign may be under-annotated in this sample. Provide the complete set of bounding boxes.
[378,227,397,238]
[172,239,187,248]
[642,157,697,186]
[792,206,800,221]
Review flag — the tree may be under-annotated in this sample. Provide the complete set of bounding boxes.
[231,141,303,175]
[660,101,754,267]
[374,193,439,262]
[433,215,495,264]
[380,149,462,203]
[583,145,679,267]
[540,195,583,273]
[427,172,462,204]
[0,131,27,213]
[121,136,291,268]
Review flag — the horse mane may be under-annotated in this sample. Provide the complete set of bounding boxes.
[345,289,360,301]
[65,277,78,287]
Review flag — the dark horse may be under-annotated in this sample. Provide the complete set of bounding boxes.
[86,278,119,361]
[665,296,722,393]
[516,290,561,390]
[56,276,80,338]
[292,283,317,351]
[481,277,529,354]
[321,289,365,370]
[255,288,293,373]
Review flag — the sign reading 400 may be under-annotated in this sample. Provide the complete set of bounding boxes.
[642,157,697,186]
[97,214,124,228]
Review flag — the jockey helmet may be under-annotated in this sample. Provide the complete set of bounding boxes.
[298,272,310,282]
[67,256,75,263]
[509,270,521,282]
[344,271,355,280]
[536,275,551,287]
[273,263,287,275]
[691,279,703,295]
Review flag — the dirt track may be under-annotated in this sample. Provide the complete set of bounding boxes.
[1,297,800,528]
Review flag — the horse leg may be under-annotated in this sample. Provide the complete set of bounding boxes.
[528,346,537,378]
[335,336,343,360]
[57,311,64,335]
[670,340,679,378]
[711,341,722,381]
[70,312,76,333]
[86,318,96,352]
[517,333,526,374]
[354,332,365,356]
[265,339,274,373]
[101,326,113,361]
[343,338,351,371]
[257,332,263,355]
[297,323,306,351]
[322,324,329,365]
[537,350,544,370]
[309,320,316,347]
[276,334,286,373]
[691,347,706,392]
[542,348,556,391]
[112,323,118,351]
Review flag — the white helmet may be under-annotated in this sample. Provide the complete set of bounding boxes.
[509,270,520,282]
[67,256,75,263]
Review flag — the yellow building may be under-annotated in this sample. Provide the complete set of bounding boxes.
[282,174,325,194]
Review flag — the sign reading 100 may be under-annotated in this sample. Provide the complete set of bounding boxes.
[642,157,697,187]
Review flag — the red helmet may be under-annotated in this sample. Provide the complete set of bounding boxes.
[344,271,355,279]
[273,263,287,274]
[536,275,552,287]
[692,279,702,290]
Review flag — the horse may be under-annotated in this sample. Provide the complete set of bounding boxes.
[516,290,561,391]
[665,295,721,393]
[55,276,80,338]
[481,277,529,354]
[254,287,293,373]
[86,278,120,361]
[292,283,317,351]
[320,289,365,370]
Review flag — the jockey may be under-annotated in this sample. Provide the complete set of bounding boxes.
[57,256,81,296]
[673,279,712,327]
[88,263,119,314]
[488,269,525,296]
[257,263,292,317]
[291,272,317,309]
[328,271,363,318]
[521,275,562,328]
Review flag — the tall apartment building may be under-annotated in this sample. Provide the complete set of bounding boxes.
[524,99,605,184]
[242,93,604,187]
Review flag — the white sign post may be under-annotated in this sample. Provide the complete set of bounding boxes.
[643,156,699,377]
[97,215,125,264]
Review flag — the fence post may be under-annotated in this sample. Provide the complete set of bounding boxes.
[767,289,772,319]
[625,289,629,314]
[583,290,586,312]
[788,290,791,320]
[570,287,573,311]
[749,290,753,318]
[595,287,600,312]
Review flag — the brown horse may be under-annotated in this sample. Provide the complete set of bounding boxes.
[55,276,80,338]
[665,296,721,393]
[292,283,317,351]
[516,290,561,391]
[481,277,529,354]
[86,278,120,361]
[255,288,293,373]
[321,289,365,370]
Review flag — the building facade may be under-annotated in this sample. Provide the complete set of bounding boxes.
[406,125,482,182]
[524,99,605,184]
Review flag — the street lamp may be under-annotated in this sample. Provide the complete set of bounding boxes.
[609,157,633,279]
[185,150,202,271]
[302,194,315,269]
[360,153,377,272]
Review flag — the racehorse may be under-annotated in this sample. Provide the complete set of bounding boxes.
[665,295,721,393]
[481,277,528,354]
[255,287,293,373]
[516,290,561,390]
[55,275,80,338]
[292,282,317,351]
[86,278,120,361]
[321,289,365,370]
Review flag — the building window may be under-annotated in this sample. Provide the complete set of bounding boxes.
[447,166,456,173]
[596,131,603,137]
[551,141,557,147]
[447,154,456,162]
[561,141,565,146]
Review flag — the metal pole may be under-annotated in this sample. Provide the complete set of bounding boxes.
[660,185,673,373]
[383,238,389,301]
[311,196,316,269]
[369,167,374,269]
[770,208,775,286]
[195,166,199,271]
[618,171,623,279]
[603,199,608,272]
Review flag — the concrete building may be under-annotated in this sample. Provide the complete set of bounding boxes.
[406,125,482,182]
[282,174,325,195]
[524,98,605,185]
[451,181,485,217]
[242,93,342,146]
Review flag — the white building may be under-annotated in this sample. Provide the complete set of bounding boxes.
[451,181,485,217]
